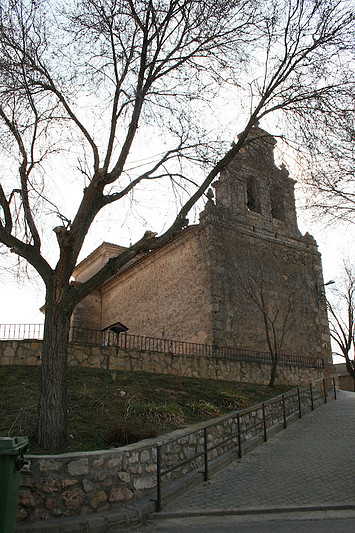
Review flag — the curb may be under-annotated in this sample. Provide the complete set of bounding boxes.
[151,503,355,520]
[15,500,156,533]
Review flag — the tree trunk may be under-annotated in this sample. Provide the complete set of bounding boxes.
[269,356,278,387]
[344,359,355,392]
[37,282,72,451]
[345,357,355,380]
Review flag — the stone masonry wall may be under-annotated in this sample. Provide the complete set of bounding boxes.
[205,220,332,364]
[17,441,158,522]
[16,383,331,523]
[66,125,332,374]
[0,340,323,386]
[99,227,213,344]
[207,125,332,365]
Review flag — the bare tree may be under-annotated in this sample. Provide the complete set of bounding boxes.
[241,270,292,387]
[282,32,355,225]
[0,0,354,450]
[297,107,355,223]
[327,264,355,389]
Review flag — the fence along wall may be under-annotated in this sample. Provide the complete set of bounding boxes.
[0,338,323,385]
[16,379,336,524]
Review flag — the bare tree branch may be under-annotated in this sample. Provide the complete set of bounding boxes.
[327,263,355,383]
[240,265,293,387]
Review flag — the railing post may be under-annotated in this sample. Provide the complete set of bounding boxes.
[203,427,208,481]
[323,377,327,404]
[333,376,337,400]
[156,445,162,512]
[237,413,242,458]
[262,403,267,442]
[297,387,302,418]
[310,382,314,410]
[282,394,287,429]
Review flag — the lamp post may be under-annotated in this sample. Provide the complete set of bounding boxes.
[316,280,335,308]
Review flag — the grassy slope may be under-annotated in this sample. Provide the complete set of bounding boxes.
[0,366,290,454]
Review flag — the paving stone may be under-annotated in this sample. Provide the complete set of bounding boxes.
[164,392,355,512]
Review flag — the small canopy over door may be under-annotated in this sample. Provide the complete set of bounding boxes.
[100,321,129,346]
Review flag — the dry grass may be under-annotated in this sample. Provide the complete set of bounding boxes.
[0,365,290,453]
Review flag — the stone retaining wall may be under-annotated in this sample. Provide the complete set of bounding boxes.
[18,440,157,522]
[0,340,323,385]
[17,385,328,523]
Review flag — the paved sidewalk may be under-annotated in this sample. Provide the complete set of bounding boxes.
[159,390,355,514]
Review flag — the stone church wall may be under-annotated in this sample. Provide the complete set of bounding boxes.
[68,125,332,367]
[204,219,331,363]
[99,228,213,344]
[200,126,332,365]
[70,290,101,332]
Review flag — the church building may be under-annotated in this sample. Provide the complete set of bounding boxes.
[71,126,332,365]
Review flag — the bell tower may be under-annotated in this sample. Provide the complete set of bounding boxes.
[197,124,332,366]
[213,125,301,239]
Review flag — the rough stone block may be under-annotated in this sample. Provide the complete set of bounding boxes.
[92,458,104,469]
[67,458,89,476]
[62,479,78,488]
[45,496,63,515]
[132,476,156,490]
[117,471,131,483]
[109,487,134,502]
[42,476,61,493]
[82,479,94,493]
[39,459,62,472]
[90,490,108,509]
[61,488,84,511]
[107,457,123,469]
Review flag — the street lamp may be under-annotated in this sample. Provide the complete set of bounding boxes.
[316,280,335,308]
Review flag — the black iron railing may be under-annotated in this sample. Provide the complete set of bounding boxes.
[154,376,337,511]
[0,323,324,369]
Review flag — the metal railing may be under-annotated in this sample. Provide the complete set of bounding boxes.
[154,376,337,511]
[0,323,44,340]
[0,323,324,369]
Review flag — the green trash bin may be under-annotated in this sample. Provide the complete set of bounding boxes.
[0,436,29,533]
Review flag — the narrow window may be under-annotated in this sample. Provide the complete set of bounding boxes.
[270,184,285,221]
[246,177,261,214]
